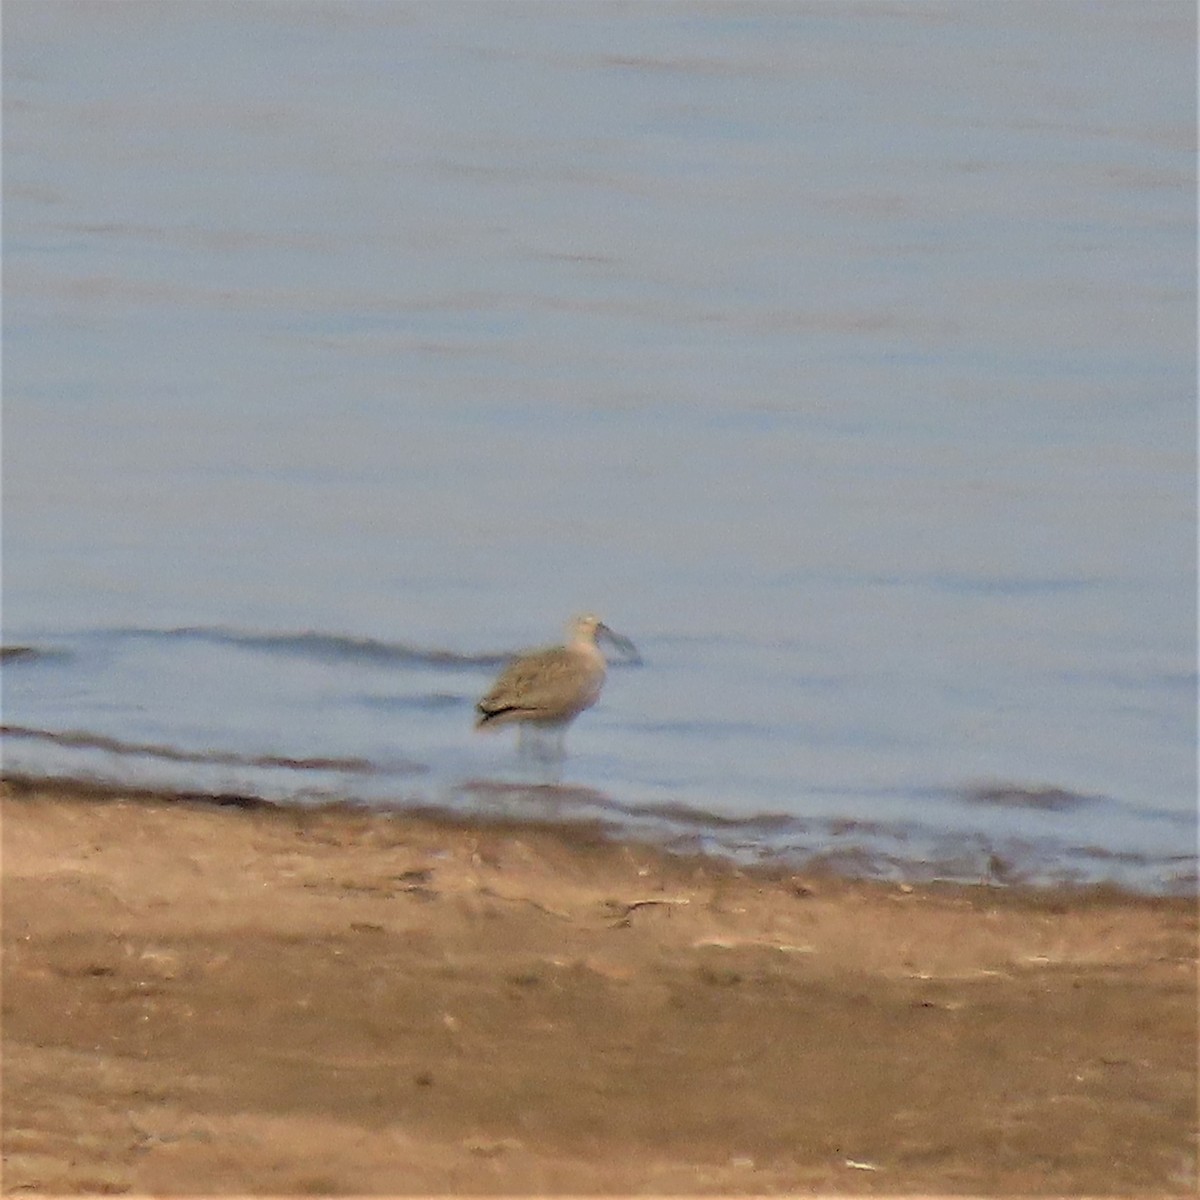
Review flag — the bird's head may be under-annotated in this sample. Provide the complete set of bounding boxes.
[569,613,642,664]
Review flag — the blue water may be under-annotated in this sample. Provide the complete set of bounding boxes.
[3,1,1196,891]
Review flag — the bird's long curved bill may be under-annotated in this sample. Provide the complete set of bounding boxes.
[597,623,642,665]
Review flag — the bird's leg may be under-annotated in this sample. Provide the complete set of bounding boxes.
[517,724,552,763]
[551,726,568,762]
[520,725,567,767]
[516,723,534,761]
[536,732,565,783]
[532,727,555,764]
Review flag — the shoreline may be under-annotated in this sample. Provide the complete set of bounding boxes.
[3,767,1193,900]
[3,777,1197,1193]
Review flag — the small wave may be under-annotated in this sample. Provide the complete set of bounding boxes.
[107,626,511,668]
[638,719,781,740]
[1058,667,1198,693]
[0,724,423,776]
[959,783,1097,812]
[460,779,619,810]
[619,797,800,834]
[458,782,806,837]
[866,573,1109,596]
[1,771,282,810]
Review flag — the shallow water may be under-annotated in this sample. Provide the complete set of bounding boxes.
[3,1,1196,891]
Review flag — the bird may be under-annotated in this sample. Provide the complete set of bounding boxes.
[475,614,640,759]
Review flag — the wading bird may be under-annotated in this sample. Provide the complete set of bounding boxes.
[475,614,640,759]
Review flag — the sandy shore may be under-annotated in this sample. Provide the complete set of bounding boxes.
[2,776,1196,1195]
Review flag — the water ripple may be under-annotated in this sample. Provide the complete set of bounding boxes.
[103,626,510,669]
[0,723,424,777]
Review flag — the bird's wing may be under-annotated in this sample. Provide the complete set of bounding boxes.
[477,647,597,720]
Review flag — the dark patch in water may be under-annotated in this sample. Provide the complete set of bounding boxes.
[961,783,1095,812]
[1070,845,1200,869]
[357,693,465,712]
[0,724,424,776]
[0,645,71,664]
[826,816,896,837]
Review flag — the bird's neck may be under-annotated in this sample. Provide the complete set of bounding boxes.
[570,637,606,669]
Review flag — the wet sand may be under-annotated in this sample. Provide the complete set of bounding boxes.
[2,776,1196,1195]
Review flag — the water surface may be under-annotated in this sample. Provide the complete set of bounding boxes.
[4,1,1196,891]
